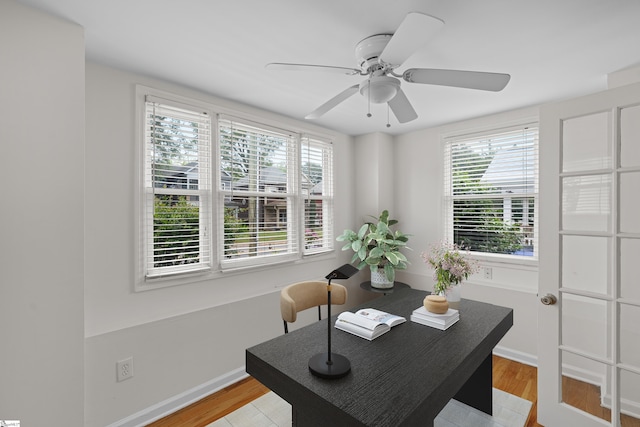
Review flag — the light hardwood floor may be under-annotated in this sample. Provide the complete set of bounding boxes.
[148,355,640,427]
[147,376,269,427]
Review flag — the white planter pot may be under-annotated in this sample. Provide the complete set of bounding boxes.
[371,268,394,289]
[446,284,461,309]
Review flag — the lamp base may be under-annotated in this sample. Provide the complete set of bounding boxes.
[308,353,351,379]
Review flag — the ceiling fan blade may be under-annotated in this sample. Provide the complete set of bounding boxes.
[379,12,444,67]
[388,88,418,123]
[305,85,360,119]
[266,63,361,75]
[403,68,511,91]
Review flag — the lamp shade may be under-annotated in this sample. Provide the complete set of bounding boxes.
[325,264,358,280]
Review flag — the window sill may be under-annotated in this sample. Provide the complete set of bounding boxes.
[469,252,538,271]
[135,251,338,292]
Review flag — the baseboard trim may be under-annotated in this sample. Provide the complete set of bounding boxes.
[106,366,248,427]
[493,346,538,367]
[560,363,604,388]
[601,395,640,420]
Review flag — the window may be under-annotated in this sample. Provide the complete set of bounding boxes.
[302,136,334,254]
[444,124,539,259]
[139,90,335,285]
[218,117,298,268]
[143,97,212,278]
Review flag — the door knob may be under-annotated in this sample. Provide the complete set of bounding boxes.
[540,294,557,305]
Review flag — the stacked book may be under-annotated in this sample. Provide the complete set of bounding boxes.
[410,306,459,330]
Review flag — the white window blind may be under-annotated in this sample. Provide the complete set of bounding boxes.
[144,98,212,278]
[444,125,539,258]
[301,136,334,255]
[218,116,298,268]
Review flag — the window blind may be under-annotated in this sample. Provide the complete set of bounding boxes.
[144,99,212,278]
[444,125,539,257]
[218,116,298,268]
[301,136,334,255]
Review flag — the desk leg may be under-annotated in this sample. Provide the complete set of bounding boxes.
[292,407,326,427]
[454,353,492,415]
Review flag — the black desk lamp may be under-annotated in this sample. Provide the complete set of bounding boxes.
[308,263,358,379]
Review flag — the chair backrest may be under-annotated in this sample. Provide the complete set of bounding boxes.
[280,280,348,324]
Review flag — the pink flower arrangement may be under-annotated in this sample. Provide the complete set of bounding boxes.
[421,242,479,295]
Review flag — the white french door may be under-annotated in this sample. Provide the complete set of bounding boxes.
[538,82,640,426]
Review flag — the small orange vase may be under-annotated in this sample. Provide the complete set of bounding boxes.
[424,294,449,314]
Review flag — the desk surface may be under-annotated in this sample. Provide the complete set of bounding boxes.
[246,288,513,426]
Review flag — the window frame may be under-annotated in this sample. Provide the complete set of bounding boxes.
[442,121,540,266]
[134,86,335,291]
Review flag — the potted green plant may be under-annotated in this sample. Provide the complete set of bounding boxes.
[336,210,410,289]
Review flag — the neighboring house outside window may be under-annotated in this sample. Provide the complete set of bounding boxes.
[443,124,539,260]
[138,89,334,288]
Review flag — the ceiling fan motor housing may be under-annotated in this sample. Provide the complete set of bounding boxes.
[355,34,392,72]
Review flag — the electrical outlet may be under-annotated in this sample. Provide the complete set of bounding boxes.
[483,267,493,280]
[117,357,134,382]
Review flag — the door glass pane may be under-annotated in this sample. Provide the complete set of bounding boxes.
[620,303,640,370]
[619,172,640,234]
[561,350,611,422]
[619,369,640,426]
[562,294,610,359]
[562,235,610,294]
[562,112,612,172]
[620,105,640,168]
[620,238,640,301]
[562,174,611,232]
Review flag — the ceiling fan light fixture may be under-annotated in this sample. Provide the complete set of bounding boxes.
[359,76,400,104]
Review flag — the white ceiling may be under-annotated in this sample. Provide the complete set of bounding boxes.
[18,0,640,136]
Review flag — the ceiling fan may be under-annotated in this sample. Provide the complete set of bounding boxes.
[266,12,510,125]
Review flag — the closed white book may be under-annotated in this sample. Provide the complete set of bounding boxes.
[412,306,459,324]
[410,314,459,330]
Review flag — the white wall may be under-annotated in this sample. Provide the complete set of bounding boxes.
[393,107,541,363]
[353,132,395,220]
[83,62,365,426]
[0,1,85,425]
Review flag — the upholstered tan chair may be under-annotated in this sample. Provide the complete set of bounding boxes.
[280,280,348,333]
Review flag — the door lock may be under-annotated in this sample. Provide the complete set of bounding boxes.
[540,293,557,305]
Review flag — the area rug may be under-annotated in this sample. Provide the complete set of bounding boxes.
[206,388,532,427]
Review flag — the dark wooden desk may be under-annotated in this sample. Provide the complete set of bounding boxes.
[246,288,513,427]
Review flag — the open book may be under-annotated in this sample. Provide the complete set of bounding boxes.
[335,308,406,341]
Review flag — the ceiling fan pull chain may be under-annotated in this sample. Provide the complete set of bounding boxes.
[367,79,372,118]
[386,104,391,128]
